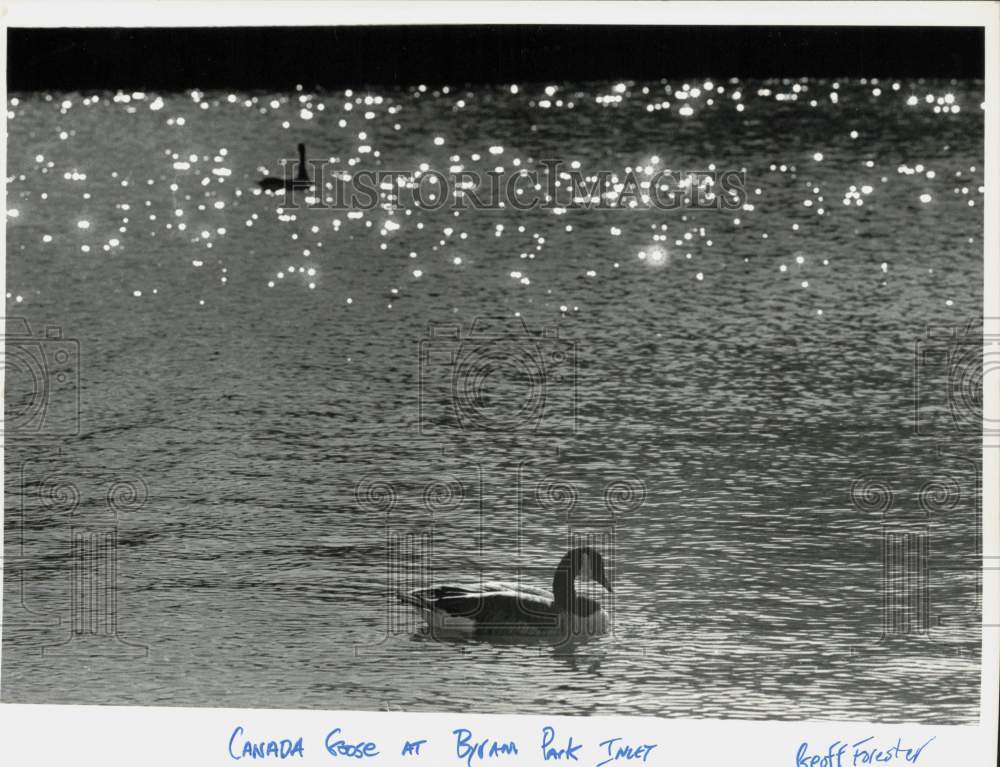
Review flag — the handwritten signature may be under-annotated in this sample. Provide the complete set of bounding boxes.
[797,737,936,767]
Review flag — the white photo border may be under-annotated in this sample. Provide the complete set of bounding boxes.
[1,3,997,766]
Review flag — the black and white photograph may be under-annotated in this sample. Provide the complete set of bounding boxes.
[1,2,997,751]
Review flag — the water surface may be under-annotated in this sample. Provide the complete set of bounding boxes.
[3,78,984,722]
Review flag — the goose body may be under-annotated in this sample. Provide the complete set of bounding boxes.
[258,143,313,191]
[400,546,612,639]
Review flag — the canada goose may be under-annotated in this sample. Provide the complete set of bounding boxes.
[258,143,312,191]
[400,546,612,638]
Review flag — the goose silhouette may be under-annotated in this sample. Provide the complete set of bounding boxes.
[258,143,313,191]
[400,546,612,639]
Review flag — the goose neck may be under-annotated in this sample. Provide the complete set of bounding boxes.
[296,144,309,180]
[552,561,576,611]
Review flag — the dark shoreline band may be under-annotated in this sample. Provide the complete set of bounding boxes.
[7,25,986,92]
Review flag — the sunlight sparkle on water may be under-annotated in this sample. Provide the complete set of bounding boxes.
[638,246,669,267]
[1,79,982,337]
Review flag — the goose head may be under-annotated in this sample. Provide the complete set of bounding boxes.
[567,545,613,592]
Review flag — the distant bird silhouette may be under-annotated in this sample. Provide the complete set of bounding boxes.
[258,143,313,191]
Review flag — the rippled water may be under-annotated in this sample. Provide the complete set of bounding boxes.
[3,79,984,722]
